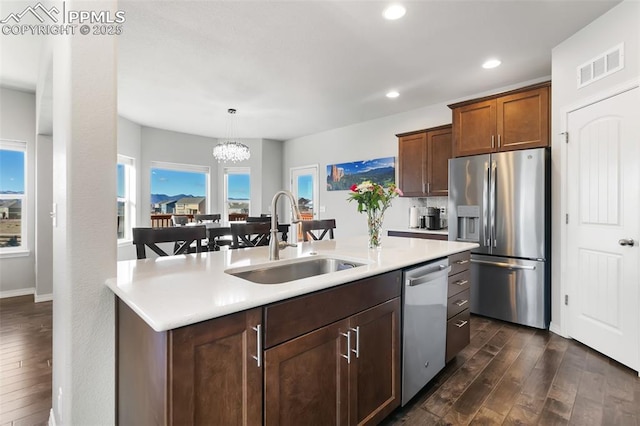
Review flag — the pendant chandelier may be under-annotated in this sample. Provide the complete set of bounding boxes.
[213,108,251,163]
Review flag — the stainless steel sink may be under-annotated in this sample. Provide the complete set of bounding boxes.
[225,256,366,284]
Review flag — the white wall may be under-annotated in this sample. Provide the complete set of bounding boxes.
[0,87,36,296]
[51,4,117,422]
[35,134,53,300]
[283,103,453,238]
[261,139,284,215]
[550,0,640,333]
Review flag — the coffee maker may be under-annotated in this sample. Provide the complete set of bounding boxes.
[426,207,443,230]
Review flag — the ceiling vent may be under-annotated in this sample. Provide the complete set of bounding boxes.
[577,43,624,88]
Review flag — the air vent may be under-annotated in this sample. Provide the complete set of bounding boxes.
[577,43,624,88]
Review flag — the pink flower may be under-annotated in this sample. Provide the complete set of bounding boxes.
[395,187,404,196]
[350,184,358,192]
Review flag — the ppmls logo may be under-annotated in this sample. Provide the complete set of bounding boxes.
[1,2,125,36]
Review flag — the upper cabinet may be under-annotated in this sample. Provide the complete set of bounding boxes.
[449,82,550,157]
[397,124,452,197]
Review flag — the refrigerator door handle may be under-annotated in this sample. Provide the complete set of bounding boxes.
[471,259,536,270]
[490,162,497,248]
[483,163,490,246]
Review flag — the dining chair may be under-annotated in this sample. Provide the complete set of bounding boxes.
[194,214,221,223]
[301,219,336,242]
[171,215,190,226]
[230,222,271,249]
[246,216,271,223]
[228,213,248,222]
[132,226,207,259]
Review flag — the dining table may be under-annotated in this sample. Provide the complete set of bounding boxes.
[188,221,290,251]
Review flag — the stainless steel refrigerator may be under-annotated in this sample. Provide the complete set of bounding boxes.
[448,147,550,329]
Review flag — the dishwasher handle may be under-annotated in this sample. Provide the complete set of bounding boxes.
[408,265,452,286]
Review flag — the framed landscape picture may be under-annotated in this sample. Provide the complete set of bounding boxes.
[326,156,396,191]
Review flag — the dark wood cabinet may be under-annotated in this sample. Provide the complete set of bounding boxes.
[397,124,452,197]
[264,272,402,426]
[446,250,471,362]
[117,301,262,426]
[450,82,550,157]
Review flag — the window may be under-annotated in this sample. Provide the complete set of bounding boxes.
[224,168,250,219]
[0,140,27,252]
[117,155,136,241]
[150,162,209,223]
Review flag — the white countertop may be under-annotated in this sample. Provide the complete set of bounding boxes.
[387,228,449,236]
[106,235,477,332]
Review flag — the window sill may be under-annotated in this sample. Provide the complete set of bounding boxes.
[118,239,133,248]
[0,249,31,259]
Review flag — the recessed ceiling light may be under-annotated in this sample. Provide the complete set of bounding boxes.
[482,59,502,69]
[386,91,400,98]
[382,4,406,20]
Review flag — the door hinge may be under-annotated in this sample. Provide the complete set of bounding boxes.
[565,295,569,306]
[560,132,569,143]
[565,214,569,224]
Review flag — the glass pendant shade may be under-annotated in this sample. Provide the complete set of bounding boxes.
[213,108,250,163]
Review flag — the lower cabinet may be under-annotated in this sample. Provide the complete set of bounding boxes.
[117,300,262,426]
[117,271,401,426]
[446,250,471,362]
[264,298,401,426]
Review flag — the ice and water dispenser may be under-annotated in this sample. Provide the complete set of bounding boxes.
[456,205,480,242]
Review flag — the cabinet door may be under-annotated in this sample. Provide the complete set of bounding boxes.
[496,86,549,151]
[170,308,262,426]
[398,132,427,196]
[265,319,350,426]
[349,298,401,426]
[452,100,496,157]
[426,127,452,196]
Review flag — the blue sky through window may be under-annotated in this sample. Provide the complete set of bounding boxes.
[151,168,206,196]
[0,150,25,193]
[298,175,313,200]
[117,164,125,198]
[228,174,250,200]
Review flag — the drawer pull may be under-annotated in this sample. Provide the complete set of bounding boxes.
[252,325,262,367]
[455,320,468,328]
[454,279,468,286]
[455,259,469,265]
[340,331,351,364]
[454,299,468,307]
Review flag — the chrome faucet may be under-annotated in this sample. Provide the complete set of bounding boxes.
[269,190,302,260]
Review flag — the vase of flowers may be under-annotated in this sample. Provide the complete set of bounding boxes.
[348,180,403,249]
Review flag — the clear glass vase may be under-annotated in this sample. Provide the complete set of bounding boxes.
[367,211,384,249]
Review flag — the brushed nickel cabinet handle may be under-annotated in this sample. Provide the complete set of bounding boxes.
[455,299,468,307]
[350,326,360,358]
[251,325,262,367]
[454,279,469,286]
[455,259,469,265]
[340,331,351,364]
[455,320,468,328]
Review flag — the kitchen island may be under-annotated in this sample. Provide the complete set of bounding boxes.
[107,235,477,425]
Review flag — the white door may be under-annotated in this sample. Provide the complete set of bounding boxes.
[567,87,640,371]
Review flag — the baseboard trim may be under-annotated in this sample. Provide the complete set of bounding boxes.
[35,293,53,303]
[48,408,56,426]
[0,288,34,299]
[549,321,568,338]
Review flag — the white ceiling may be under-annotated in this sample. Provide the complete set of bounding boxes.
[0,1,620,141]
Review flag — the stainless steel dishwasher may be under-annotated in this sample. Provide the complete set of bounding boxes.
[402,258,451,406]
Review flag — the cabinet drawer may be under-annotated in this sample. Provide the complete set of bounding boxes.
[264,271,402,348]
[449,251,470,276]
[446,309,470,362]
[447,289,470,319]
[448,270,470,298]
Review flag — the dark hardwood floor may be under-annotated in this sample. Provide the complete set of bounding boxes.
[1,296,639,425]
[0,296,51,426]
[385,315,640,426]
